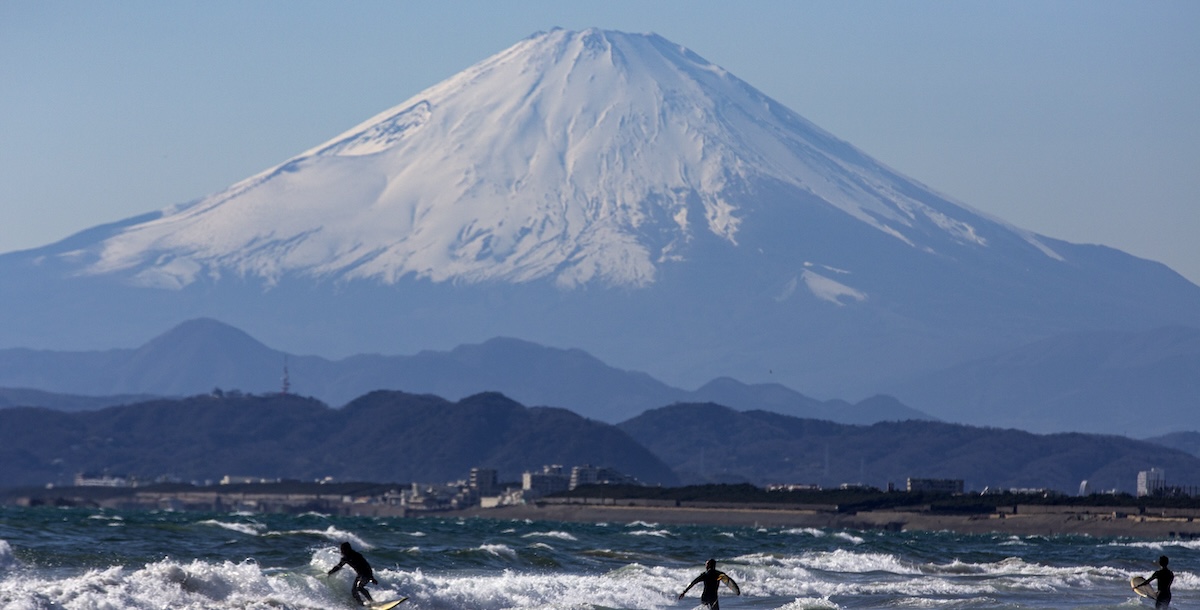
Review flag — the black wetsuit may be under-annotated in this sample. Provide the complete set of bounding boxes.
[1148,567,1174,609]
[329,547,375,605]
[684,568,730,610]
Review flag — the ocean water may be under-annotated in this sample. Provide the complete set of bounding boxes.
[0,505,1196,610]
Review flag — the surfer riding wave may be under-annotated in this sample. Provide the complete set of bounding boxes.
[328,542,377,606]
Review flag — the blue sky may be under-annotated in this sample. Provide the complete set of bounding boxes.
[2,1,1198,284]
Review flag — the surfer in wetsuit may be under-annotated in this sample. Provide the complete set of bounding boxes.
[328,542,377,606]
[1145,555,1174,609]
[678,558,739,609]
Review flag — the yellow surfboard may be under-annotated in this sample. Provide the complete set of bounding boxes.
[718,574,741,595]
[368,597,408,610]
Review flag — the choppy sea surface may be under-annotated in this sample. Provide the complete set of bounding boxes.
[1,505,1196,610]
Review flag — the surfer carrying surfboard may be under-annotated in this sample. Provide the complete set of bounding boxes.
[1143,555,1174,608]
[678,558,740,610]
[328,542,378,606]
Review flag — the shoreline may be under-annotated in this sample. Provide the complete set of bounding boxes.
[9,484,1200,539]
[459,502,1200,539]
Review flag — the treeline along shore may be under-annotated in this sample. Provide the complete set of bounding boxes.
[6,482,1200,539]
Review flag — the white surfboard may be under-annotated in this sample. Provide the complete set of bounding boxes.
[1131,576,1157,600]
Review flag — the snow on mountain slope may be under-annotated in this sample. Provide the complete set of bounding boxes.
[76,28,1055,292]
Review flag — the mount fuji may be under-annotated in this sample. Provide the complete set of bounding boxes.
[3,28,1199,403]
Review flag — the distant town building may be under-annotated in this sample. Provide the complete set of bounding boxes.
[220,476,280,485]
[569,465,641,489]
[1079,480,1091,496]
[1007,487,1060,497]
[523,465,570,497]
[407,482,474,511]
[75,472,131,488]
[1138,468,1165,497]
[838,482,878,491]
[766,483,821,492]
[470,468,498,495]
[906,478,964,494]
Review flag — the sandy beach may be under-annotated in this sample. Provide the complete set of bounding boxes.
[461,501,1200,539]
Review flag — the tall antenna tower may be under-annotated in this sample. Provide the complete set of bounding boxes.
[280,356,291,395]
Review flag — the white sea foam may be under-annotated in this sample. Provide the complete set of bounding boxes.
[777,597,842,610]
[798,549,919,575]
[199,519,266,536]
[0,507,1185,610]
[268,525,371,549]
[0,558,337,610]
[832,532,864,544]
[627,529,673,538]
[781,527,827,537]
[1114,538,1200,551]
[625,520,660,528]
[0,540,16,570]
[477,544,517,558]
[387,563,682,610]
[0,541,1174,610]
[831,576,996,598]
[522,530,579,541]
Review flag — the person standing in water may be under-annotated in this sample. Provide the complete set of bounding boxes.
[1144,555,1174,609]
[328,542,377,606]
[678,558,740,609]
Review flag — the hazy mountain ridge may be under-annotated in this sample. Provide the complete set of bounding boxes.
[1147,432,1200,458]
[0,387,156,412]
[0,318,930,425]
[2,318,1196,435]
[885,325,1200,436]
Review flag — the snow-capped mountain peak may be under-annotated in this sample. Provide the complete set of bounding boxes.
[8,29,1200,412]
[78,28,1047,291]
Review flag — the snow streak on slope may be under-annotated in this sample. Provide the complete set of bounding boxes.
[79,28,1053,290]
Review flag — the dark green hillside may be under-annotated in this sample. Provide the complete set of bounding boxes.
[619,403,1200,494]
[0,391,678,487]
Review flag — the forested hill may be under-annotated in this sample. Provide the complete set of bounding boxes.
[0,391,678,488]
[6,392,1198,496]
[618,403,1200,494]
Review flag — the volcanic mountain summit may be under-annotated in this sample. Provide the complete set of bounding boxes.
[78,28,1035,291]
[4,28,1199,400]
